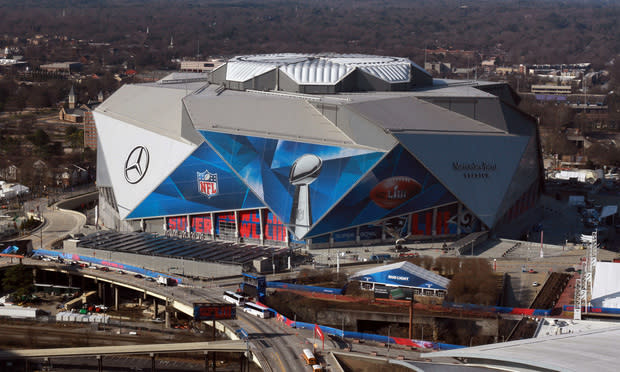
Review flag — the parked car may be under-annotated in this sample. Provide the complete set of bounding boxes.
[532,281,540,287]
[134,274,144,279]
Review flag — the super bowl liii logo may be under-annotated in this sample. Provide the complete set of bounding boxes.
[197,169,218,198]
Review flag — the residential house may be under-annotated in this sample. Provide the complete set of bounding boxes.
[0,164,19,182]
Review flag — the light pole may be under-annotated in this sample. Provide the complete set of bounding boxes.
[38,212,43,250]
[387,325,391,359]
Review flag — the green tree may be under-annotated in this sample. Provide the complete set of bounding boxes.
[65,125,83,149]
[1,264,34,300]
[27,128,50,148]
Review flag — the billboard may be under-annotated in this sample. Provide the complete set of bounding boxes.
[308,145,457,237]
[127,142,264,219]
[201,130,384,238]
[193,303,236,321]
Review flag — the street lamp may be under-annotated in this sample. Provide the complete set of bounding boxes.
[387,325,391,359]
[38,212,43,250]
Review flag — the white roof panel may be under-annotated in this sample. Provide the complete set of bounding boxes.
[358,62,411,83]
[224,53,425,85]
[592,262,620,308]
[226,61,276,82]
[430,326,620,372]
[280,59,353,84]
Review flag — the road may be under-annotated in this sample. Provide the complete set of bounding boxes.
[160,279,311,372]
[20,196,87,249]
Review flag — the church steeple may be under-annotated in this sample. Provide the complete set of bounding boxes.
[68,86,76,109]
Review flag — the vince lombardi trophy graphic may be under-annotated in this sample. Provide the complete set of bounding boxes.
[289,154,323,238]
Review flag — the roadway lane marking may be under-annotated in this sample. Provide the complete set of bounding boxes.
[245,323,261,335]
[269,349,287,372]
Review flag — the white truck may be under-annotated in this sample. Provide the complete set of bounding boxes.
[157,276,175,286]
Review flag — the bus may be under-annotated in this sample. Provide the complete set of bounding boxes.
[302,349,316,365]
[243,302,272,319]
[312,365,323,372]
[223,291,246,306]
[370,254,391,261]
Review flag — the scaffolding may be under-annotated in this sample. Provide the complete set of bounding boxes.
[574,230,599,320]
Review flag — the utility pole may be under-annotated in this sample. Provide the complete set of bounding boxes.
[387,325,391,359]
[408,292,414,339]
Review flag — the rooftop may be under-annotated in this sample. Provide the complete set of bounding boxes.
[430,325,620,372]
[350,261,451,290]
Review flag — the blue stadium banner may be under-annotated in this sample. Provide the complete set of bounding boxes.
[128,142,264,219]
[308,145,456,237]
[201,130,384,239]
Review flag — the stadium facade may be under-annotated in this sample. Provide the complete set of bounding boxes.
[94,53,542,249]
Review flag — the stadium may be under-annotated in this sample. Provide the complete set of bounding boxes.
[94,53,542,249]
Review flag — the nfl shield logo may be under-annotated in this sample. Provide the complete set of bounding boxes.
[197,169,218,198]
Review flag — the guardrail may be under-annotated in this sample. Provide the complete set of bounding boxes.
[562,305,620,314]
[32,249,183,284]
[443,301,551,316]
[267,281,344,295]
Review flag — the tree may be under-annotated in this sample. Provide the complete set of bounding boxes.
[446,258,498,306]
[1,264,34,300]
[542,132,578,156]
[65,125,83,149]
[27,128,50,148]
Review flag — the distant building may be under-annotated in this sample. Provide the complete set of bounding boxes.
[82,91,105,150]
[59,86,84,122]
[0,58,27,70]
[59,87,103,145]
[40,62,81,74]
[452,67,476,76]
[531,85,572,95]
[180,60,224,73]
[83,105,98,150]
[424,62,451,75]
[0,164,19,182]
[481,58,497,72]
[495,66,518,75]
[0,181,30,199]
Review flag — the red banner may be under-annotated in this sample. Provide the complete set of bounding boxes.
[314,324,324,349]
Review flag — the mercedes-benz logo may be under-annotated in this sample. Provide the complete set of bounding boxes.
[124,146,149,184]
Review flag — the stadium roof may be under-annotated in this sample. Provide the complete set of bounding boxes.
[183,86,368,148]
[345,96,507,134]
[95,84,203,145]
[429,326,620,372]
[350,261,450,290]
[223,53,426,85]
